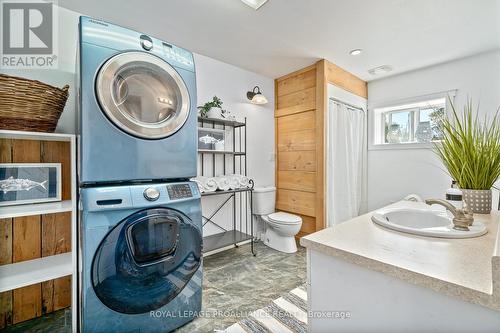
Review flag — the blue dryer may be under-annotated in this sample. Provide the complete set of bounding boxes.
[78,16,197,184]
[81,181,202,332]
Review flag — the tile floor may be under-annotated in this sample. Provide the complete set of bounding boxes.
[1,241,306,333]
[176,241,306,332]
[0,308,71,333]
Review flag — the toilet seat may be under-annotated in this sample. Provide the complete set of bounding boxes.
[268,212,301,225]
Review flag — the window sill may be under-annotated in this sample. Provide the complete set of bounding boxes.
[369,142,438,151]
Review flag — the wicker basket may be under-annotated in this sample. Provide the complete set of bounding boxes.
[0,74,69,132]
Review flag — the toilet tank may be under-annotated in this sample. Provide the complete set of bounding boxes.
[252,186,276,215]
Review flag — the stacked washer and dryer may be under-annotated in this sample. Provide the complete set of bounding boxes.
[78,17,202,332]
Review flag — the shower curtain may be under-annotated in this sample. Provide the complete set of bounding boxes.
[327,99,367,226]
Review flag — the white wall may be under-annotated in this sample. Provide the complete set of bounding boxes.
[194,54,275,237]
[1,7,275,237]
[194,54,274,188]
[367,50,500,211]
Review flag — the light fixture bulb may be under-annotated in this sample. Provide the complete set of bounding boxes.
[240,0,269,10]
[368,65,393,76]
[349,49,363,56]
[251,94,268,105]
[247,86,268,105]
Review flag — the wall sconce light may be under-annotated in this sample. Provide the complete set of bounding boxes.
[246,86,268,105]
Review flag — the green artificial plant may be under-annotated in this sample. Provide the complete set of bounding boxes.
[197,96,224,118]
[434,98,500,190]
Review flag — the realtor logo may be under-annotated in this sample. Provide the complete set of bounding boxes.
[1,0,58,68]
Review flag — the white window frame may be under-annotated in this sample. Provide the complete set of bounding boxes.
[368,90,456,151]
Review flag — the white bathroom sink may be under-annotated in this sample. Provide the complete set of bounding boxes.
[371,206,487,239]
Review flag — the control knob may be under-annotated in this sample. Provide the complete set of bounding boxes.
[143,187,160,201]
[140,34,153,51]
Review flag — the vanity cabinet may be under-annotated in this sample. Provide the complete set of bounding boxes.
[301,202,500,332]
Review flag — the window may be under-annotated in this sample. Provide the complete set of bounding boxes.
[373,97,446,146]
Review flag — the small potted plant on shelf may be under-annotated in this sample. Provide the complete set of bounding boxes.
[198,96,225,119]
[434,98,500,213]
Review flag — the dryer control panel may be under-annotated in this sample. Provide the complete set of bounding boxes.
[162,42,194,68]
[167,184,193,200]
[81,181,200,212]
[80,16,195,73]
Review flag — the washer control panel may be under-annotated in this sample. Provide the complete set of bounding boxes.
[167,184,193,200]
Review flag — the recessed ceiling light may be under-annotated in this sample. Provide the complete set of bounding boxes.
[368,65,393,76]
[240,0,269,10]
[349,49,363,56]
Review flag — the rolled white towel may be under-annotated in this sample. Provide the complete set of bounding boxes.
[240,176,250,188]
[193,176,217,192]
[203,177,218,192]
[228,175,240,190]
[190,177,205,193]
[214,176,230,191]
[230,174,250,188]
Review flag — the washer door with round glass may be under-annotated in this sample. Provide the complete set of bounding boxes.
[91,208,202,314]
[96,51,191,139]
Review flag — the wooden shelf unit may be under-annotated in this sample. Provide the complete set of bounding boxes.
[0,200,72,219]
[0,130,77,331]
[0,253,72,293]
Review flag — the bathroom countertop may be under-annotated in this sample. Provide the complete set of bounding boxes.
[300,201,500,312]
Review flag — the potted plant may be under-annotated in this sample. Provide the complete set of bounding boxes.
[434,99,500,213]
[198,96,225,119]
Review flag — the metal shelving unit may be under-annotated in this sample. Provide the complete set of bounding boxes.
[197,116,255,256]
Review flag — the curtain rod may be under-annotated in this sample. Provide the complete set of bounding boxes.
[330,98,365,111]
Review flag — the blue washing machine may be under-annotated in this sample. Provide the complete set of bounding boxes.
[81,181,202,332]
[78,16,197,185]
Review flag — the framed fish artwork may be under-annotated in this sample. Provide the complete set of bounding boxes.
[0,163,62,207]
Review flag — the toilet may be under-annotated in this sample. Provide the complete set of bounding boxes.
[253,186,302,253]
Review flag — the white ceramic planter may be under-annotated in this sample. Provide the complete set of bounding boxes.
[462,189,492,214]
[206,107,221,119]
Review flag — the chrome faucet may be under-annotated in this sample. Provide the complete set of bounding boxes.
[425,199,474,231]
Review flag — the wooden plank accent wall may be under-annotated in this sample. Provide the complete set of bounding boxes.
[315,60,327,234]
[325,61,368,99]
[275,66,319,237]
[0,139,72,329]
[275,60,367,239]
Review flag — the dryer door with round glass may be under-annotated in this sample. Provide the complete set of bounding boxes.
[91,208,202,314]
[96,51,191,139]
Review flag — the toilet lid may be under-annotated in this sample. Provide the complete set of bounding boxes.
[268,212,302,224]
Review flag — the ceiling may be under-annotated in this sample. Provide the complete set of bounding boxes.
[59,0,500,81]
